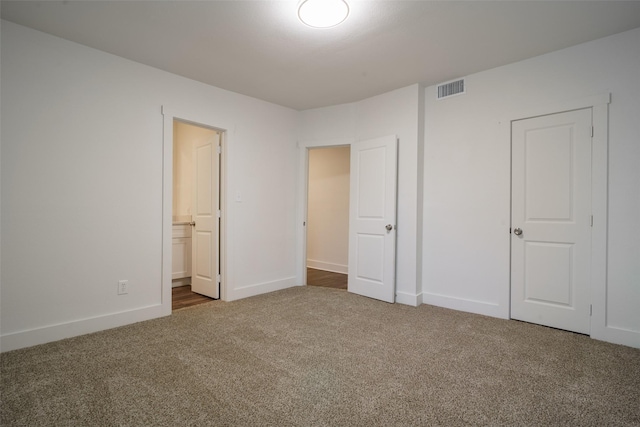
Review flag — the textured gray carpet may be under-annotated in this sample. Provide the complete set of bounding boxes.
[2,286,639,426]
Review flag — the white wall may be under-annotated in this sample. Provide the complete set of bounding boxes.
[422,27,640,347]
[299,84,424,305]
[2,19,637,351]
[307,146,350,273]
[0,21,299,351]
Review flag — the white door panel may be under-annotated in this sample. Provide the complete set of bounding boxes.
[525,127,574,220]
[524,242,572,305]
[355,234,385,281]
[191,132,220,299]
[357,147,386,217]
[348,136,397,303]
[511,108,592,334]
[195,231,213,278]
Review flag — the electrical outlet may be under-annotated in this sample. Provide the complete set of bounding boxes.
[118,280,129,295]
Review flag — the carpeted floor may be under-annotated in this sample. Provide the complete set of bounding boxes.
[1,286,639,426]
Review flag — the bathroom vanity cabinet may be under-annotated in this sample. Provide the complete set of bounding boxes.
[172,223,192,281]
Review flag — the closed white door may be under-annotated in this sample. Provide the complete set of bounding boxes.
[511,108,592,334]
[348,135,398,303]
[191,132,220,299]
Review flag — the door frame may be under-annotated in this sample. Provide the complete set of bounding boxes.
[295,138,356,287]
[500,92,610,341]
[162,106,228,314]
[296,136,398,302]
[510,108,593,334]
[305,145,351,276]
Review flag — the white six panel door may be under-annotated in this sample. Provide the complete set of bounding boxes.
[191,132,220,299]
[348,135,398,303]
[511,108,592,334]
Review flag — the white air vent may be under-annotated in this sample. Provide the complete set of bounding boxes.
[437,78,465,99]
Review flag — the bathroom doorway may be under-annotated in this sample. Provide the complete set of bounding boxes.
[171,119,222,309]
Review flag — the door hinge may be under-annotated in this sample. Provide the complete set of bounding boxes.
[591,126,594,137]
[590,215,593,227]
[217,210,221,218]
[217,145,221,154]
[216,274,221,284]
[590,304,592,316]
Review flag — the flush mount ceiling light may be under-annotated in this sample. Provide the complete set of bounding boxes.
[298,0,350,28]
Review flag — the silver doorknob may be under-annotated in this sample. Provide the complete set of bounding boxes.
[513,227,523,236]
[385,224,393,231]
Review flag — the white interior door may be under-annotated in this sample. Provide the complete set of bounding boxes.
[191,132,220,299]
[511,108,592,334]
[348,135,398,303]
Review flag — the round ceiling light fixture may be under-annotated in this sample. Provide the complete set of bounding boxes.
[298,0,350,28]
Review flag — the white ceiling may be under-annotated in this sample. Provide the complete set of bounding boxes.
[3,1,640,110]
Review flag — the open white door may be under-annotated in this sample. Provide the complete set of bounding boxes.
[348,135,398,303]
[191,131,220,299]
[511,108,592,334]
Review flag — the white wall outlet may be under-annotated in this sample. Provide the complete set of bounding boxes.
[118,280,129,295]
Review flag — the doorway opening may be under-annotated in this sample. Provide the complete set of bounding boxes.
[306,146,350,290]
[299,135,398,303]
[171,119,222,310]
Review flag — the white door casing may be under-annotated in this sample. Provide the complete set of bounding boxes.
[348,135,398,303]
[191,131,220,299]
[511,108,592,334]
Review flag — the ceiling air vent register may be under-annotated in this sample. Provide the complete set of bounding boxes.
[437,79,465,99]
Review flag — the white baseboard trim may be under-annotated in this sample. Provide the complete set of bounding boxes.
[396,291,423,307]
[228,276,297,301]
[171,278,191,288]
[592,324,640,349]
[306,260,348,274]
[422,292,508,319]
[1,304,167,353]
